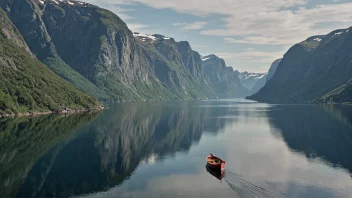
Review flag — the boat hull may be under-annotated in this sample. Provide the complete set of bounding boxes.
[206,164,224,180]
[206,154,226,171]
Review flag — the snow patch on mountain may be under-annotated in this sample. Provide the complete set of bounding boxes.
[201,54,218,62]
[333,32,343,37]
[236,71,268,91]
[133,32,172,42]
[239,72,268,80]
[201,56,211,61]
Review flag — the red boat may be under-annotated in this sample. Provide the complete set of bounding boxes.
[206,153,225,172]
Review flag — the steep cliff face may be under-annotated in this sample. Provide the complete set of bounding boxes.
[251,73,267,94]
[248,27,352,103]
[0,7,99,114]
[266,59,281,81]
[0,9,31,54]
[137,33,216,99]
[0,0,108,100]
[41,2,177,101]
[0,0,173,101]
[202,54,249,97]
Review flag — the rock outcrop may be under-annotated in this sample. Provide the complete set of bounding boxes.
[266,59,281,81]
[202,54,249,97]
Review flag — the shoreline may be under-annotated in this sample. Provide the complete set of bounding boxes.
[0,107,104,118]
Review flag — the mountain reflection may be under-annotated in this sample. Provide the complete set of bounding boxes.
[0,113,100,198]
[267,105,352,174]
[8,102,233,197]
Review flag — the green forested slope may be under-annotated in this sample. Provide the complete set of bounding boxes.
[0,9,99,114]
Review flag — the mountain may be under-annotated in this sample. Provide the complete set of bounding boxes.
[266,59,281,81]
[251,73,268,94]
[0,0,178,101]
[0,8,99,115]
[248,27,352,103]
[136,33,216,99]
[202,54,249,97]
[246,59,281,94]
[0,0,109,101]
[235,71,267,90]
[1,0,246,102]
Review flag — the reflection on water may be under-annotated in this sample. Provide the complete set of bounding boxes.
[268,105,352,173]
[0,113,100,198]
[0,100,351,198]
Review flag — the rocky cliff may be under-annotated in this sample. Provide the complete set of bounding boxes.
[0,8,99,114]
[136,33,217,99]
[251,73,267,94]
[202,54,249,97]
[248,27,352,103]
[0,0,110,100]
[266,59,281,81]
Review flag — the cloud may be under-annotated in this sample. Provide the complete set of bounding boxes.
[127,23,151,32]
[192,44,209,48]
[87,1,135,21]
[173,21,207,30]
[93,0,352,45]
[216,49,285,65]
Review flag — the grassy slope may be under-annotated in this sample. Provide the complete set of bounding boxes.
[313,79,352,104]
[0,17,99,114]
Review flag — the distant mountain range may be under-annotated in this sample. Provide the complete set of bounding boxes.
[234,71,268,95]
[248,27,352,104]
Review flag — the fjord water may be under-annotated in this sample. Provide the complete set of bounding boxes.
[1,100,352,198]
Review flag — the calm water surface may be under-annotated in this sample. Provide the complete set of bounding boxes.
[1,99,352,198]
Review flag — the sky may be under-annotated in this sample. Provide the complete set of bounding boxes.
[82,0,352,73]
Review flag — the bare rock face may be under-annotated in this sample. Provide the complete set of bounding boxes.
[0,9,31,54]
[202,54,249,97]
[266,58,282,82]
[137,35,219,99]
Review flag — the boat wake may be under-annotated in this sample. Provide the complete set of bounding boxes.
[223,171,285,198]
